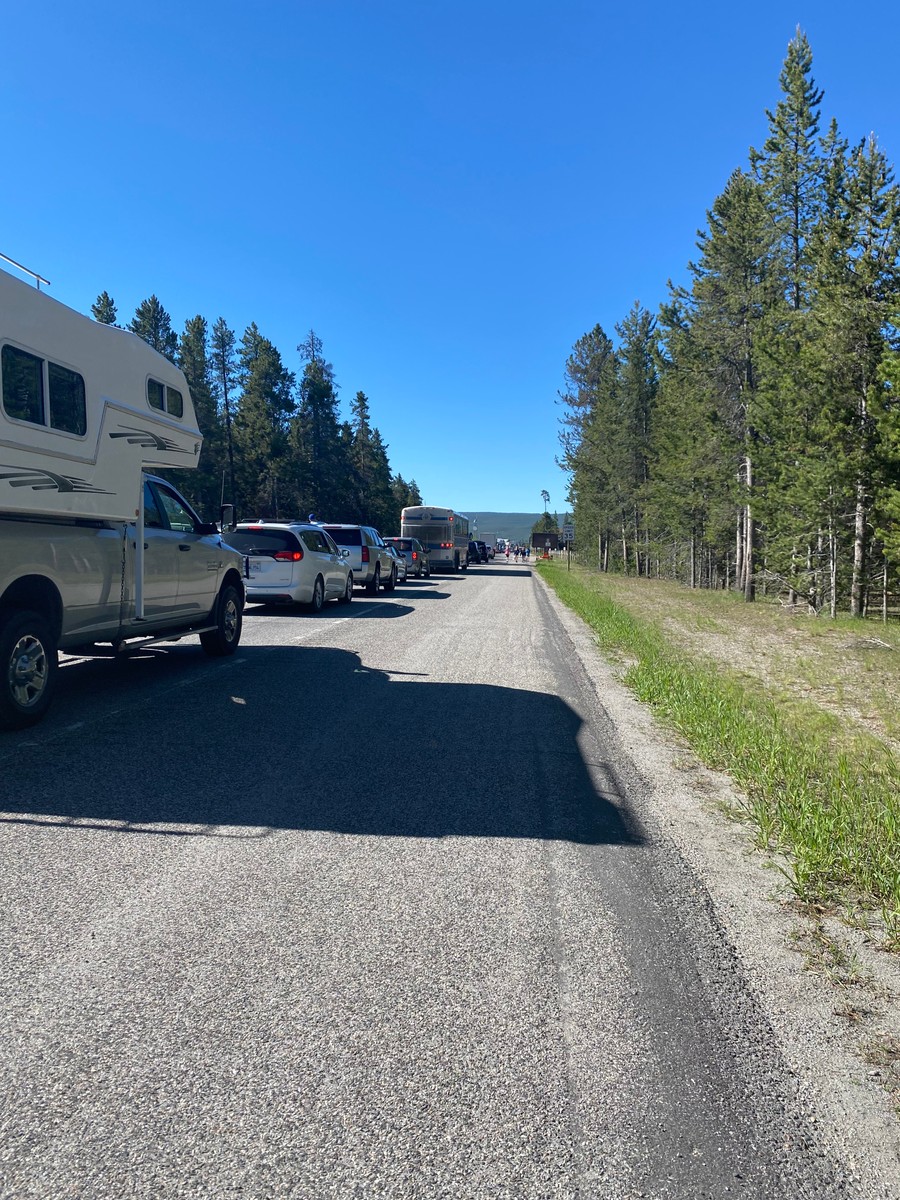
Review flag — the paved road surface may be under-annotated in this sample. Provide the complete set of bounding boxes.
[0,564,852,1197]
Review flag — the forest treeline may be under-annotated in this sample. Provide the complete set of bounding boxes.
[90,291,422,532]
[559,30,900,617]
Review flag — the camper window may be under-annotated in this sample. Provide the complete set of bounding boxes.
[147,378,184,418]
[48,362,87,436]
[1,345,87,436]
[2,345,44,424]
[148,379,165,411]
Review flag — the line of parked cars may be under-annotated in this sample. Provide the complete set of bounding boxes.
[225,520,430,612]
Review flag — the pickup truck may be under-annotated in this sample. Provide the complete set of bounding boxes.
[0,473,244,730]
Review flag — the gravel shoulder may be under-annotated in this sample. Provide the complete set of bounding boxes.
[535,571,900,1199]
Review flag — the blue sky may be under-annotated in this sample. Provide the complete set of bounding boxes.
[3,1,899,516]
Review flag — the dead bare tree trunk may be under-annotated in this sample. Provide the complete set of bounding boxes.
[850,480,867,617]
[743,456,755,602]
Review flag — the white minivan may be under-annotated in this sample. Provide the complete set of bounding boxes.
[228,521,354,611]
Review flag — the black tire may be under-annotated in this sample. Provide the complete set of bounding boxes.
[383,564,397,592]
[0,610,58,730]
[423,562,430,578]
[338,572,353,604]
[200,582,242,657]
[365,565,381,595]
[307,575,325,613]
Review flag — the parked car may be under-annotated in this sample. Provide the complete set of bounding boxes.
[384,544,408,583]
[383,536,430,578]
[228,521,353,610]
[320,524,396,593]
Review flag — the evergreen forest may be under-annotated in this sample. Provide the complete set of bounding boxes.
[559,30,900,618]
[90,293,423,533]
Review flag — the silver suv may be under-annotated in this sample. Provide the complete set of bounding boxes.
[321,524,396,594]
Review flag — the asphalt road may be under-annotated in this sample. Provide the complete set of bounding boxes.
[0,563,854,1198]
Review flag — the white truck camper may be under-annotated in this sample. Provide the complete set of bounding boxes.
[0,265,245,730]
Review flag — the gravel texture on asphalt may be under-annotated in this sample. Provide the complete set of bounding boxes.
[535,570,900,1199]
[0,564,897,1198]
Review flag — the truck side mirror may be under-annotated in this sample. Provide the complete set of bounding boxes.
[220,503,236,532]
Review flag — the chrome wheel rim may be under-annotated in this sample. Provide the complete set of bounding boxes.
[9,634,48,709]
[223,599,239,642]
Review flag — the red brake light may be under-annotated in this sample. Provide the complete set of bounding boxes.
[361,546,370,563]
[273,550,303,562]
[411,551,417,560]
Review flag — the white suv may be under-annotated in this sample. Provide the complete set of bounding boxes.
[228,522,354,610]
[321,524,397,594]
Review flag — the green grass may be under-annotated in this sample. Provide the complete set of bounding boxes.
[537,560,900,948]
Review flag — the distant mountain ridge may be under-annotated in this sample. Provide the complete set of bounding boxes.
[461,511,542,546]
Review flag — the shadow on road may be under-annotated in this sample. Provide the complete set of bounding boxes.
[1,646,640,848]
[244,600,419,620]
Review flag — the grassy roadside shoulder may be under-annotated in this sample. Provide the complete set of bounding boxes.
[536,559,900,949]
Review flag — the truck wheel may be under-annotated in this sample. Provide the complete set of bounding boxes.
[383,565,397,592]
[0,610,58,730]
[200,583,242,657]
[365,565,381,595]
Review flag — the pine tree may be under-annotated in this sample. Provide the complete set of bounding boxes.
[614,303,658,575]
[750,27,824,313]
[91,291,117,325]
[806,134,900,614]
[210,318,239,509]
[176,315,226,514]
[875,333,900,578]
[289,331,351,519]
[234,323,296,517]
[651,293,736,588]
[689,171,783,598]
[349,391,394,528]
[391,475,423,527]
[128,295,178,362]
[557,324,619,570]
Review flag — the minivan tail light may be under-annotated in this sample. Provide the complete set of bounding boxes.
[273,550,303,562]
[361,546,370,563]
